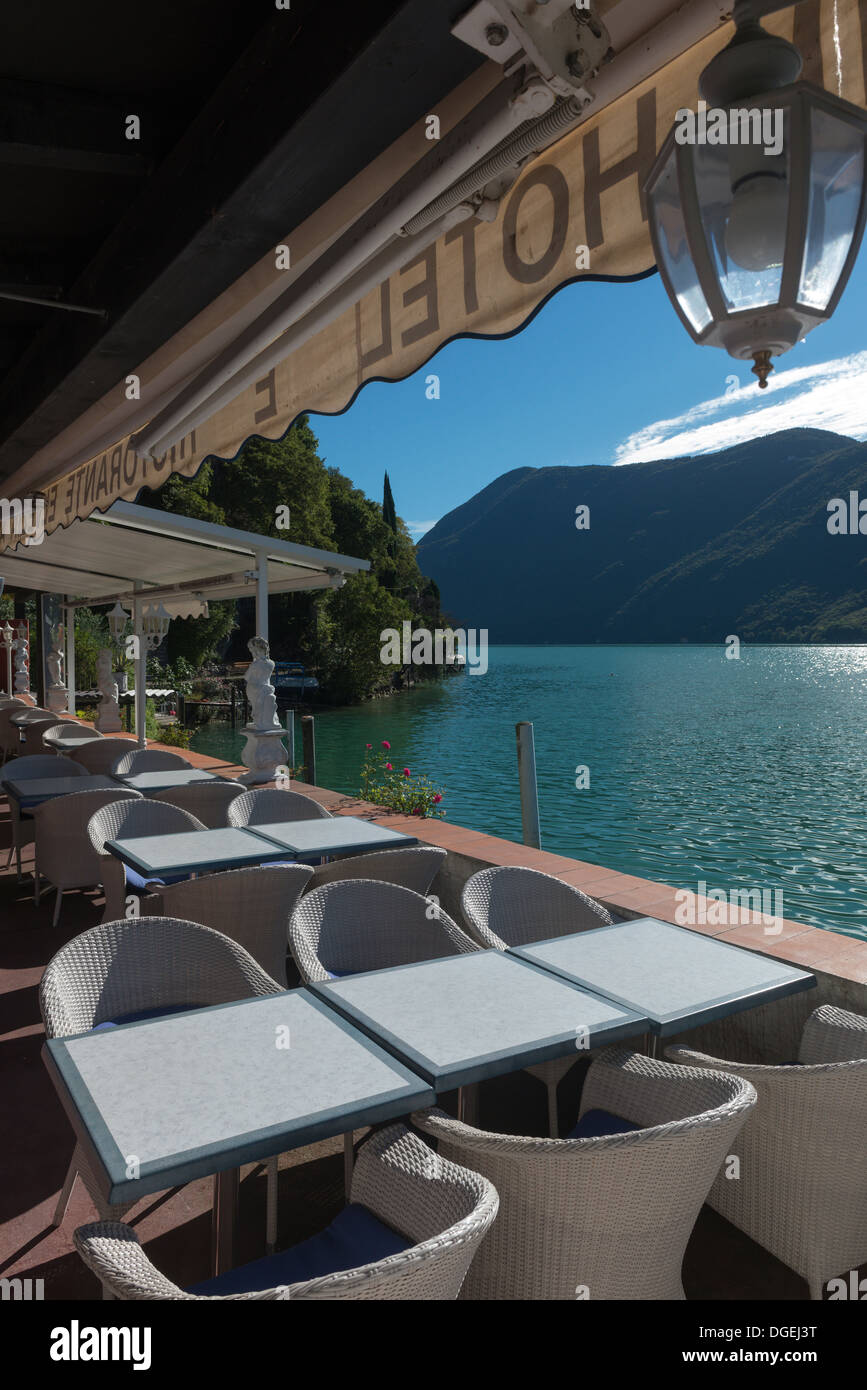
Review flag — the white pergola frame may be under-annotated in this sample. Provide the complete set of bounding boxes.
[0,501,370,745]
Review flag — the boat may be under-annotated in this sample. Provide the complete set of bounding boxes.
[272,661,319,694]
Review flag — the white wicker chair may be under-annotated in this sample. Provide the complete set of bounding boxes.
[142,865,314,985]
[111,748,192,776]
[72,1124,499,1300]
[413,1048,756,1300]
[70,738,137,774]
[1,754,87,878]
[153,781,245,826]
[667,1004,867,1299]
[33,788,143,925]
[227,787,331,826]
[87,799,206,922]
[41,916,283,1234]
[288,879,478,984]
[21,716,73,757]
[41,721,103,747]
[461,866,614,1138]
[306,846,446,896]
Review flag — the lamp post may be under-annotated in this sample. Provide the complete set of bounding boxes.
[644,0,867,387]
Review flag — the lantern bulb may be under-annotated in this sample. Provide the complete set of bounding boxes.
[724,174,789,271]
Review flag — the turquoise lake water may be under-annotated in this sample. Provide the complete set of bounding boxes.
[190,645,867,941]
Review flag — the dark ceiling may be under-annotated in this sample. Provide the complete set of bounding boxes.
[0,0,482,483]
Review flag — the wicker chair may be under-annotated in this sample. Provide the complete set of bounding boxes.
[152,780,245,827]
[41,721,103,747]
[413,1048,756,1300]
[111,748,192,776]
[228,787,331,827]
[42,916,283,1232]
[0,705,26,764]
[33,789,143,926]
[70,738,137,774]
[306,846,446,896]
[461,866,614,1138]
[666,1004,867,1300]
[21,716,74,757]
[142,865,314,984]
[288,879,478,984]
[87,799,206,922]
[1,754,87,878]
[72,1124,499,1300]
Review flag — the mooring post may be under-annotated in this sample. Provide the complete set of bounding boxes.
[515,720,542,849]
[301,714,316,785]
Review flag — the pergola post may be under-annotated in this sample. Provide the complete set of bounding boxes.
[64,602,76,715]
[133,582,147,747]
[255,549,269,643]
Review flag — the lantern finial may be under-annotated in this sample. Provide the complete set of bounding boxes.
[751,350,774,389]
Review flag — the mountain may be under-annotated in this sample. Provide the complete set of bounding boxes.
[415,429,867,643]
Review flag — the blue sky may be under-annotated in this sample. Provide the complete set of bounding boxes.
[312,240,867,538]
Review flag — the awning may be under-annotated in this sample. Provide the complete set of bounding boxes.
[7,0,866,540]
[0,500,369,604]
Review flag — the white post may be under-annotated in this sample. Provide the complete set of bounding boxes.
[65,603,76,715]
[255,549,269,643]
[133,583,147,747]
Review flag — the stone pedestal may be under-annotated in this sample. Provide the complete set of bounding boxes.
[46,685,68,714]
[239,725,290,785]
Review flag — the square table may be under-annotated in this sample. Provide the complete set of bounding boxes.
[106,826,292,878]
[511,918,816,1038]
[43,989,435,1274]
[251,814,417,861]
[310,950,647,1090]
[113,767,228,795]
[3,773,120,809]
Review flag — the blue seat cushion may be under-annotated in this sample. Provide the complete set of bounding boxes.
[124,865,189,891]
[92,1003,199,1031]
[567,1108,642,1139]
[187,1203,412,1296]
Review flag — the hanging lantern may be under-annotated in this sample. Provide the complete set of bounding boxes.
[107,601,129,646]
[644,0,867,387]
[141,602,171,651]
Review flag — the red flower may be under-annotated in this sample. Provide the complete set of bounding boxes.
[403,767,411,777]
[382,740,391,750]
[385,762,393,771]
[365,743,372,749]
[433,793,443,804]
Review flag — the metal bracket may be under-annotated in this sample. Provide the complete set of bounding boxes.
[452,0,611,102]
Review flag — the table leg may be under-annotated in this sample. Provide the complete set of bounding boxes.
[344,1131,354,1197]
[457,1083,479,1126]
[211,1167,239,1276]
[648,1035,659,1059]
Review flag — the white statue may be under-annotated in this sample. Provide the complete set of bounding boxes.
[95,647,122,733]
[245,636,281,730]
[239,635,287,785]
[46,624,67,712]
[12,635,29,694]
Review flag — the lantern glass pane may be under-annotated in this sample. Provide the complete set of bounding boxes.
[649,149,712,333]
[799,106,865,310]
[693,108,790,311]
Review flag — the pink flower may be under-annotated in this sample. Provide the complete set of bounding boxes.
[403,767,411,777]
[433,793,443,804]
[365,743,372,749]
[382,740,391,750]
[385,762,393,771]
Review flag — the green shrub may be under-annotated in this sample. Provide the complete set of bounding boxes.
[359,740,445,819]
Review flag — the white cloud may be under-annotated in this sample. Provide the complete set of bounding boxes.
[407,520,438,538]
[614,350,867,465]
